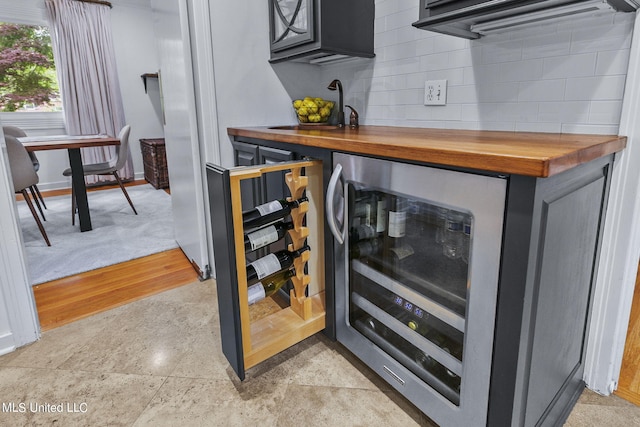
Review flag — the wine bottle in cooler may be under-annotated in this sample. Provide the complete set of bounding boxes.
[374,192,387,235]
[247,268,295,305]
[242,197,308,230]
[388,195,406,239]
[350,237,381,259]
[385,195,414,271]
[246,245,310,284]
[244,220,294,252]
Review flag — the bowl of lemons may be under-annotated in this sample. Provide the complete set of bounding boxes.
[293,97,334,124]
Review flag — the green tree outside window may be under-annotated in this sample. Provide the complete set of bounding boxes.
[0,23,60,112]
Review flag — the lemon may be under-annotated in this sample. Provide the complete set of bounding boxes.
[303,100,318,113]
[319,106,331,118]
[297,106,309,116]
[298,114,309,123]
[293,99,303,109]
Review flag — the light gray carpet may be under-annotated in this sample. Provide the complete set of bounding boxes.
[17,184,178,285]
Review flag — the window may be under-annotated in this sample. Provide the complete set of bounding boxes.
[0,22,60,113]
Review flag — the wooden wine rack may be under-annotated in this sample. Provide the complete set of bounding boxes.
[228,159,325,370]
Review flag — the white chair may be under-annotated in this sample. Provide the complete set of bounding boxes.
[5,135,50,246]
[62,125,137,225]
[3,125,47,219]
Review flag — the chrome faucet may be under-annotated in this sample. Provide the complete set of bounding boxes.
[327,79,344,127]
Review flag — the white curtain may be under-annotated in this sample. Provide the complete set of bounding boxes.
[45,0,133,184]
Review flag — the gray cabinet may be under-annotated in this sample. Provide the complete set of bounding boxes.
[231,140,294,208]
[490,156,612,426]
[224,135,611,425]
[268,0,375,64]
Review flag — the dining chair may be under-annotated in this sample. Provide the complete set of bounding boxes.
[63,125,137,225]
[5,134,51,246]
[2,125,47,218]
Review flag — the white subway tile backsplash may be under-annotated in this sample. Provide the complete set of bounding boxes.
[460,104,482,122]
[448,49,474,69]
[538,101,591,123]
[383,40,417,61]
[426,68,465,86]
[480,39,524,64]
[520,32,572,60]
[562,123,621,134]
[375,0,399,17]
[392,89,422,105]
[324,9,632,135]
[385,8,417,31]
[595,49,631,76]
[500,59,544,82]
[478,82,521,103]
[516,122,563,133]
[433,35,469,54]
[542,53,597,79]
[496,102,540,123]
[517,79,566,102]
[447,85,478,104]
[589,101,623,124]
[420,52,449,71]
[415,36,436,56]
[565,75,627,101]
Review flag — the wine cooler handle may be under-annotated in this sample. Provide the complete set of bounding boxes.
[326,163,346,245]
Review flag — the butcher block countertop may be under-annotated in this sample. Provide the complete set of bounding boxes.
[227,125,627,178]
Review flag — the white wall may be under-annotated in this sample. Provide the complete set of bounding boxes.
[207,2,323,167]
[0,0,164,190]
[318,1,634,134]
[110,1,164,181]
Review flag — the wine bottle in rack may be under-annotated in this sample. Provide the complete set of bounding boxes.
[247,268,296,305]
[246,245,310,284]
[244,220,294,252]
[242,197,308,230]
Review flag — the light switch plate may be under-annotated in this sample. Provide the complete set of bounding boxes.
[424,80,447,105]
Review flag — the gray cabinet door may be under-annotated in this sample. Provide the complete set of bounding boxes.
[231,140,260,211]
[258,145,295,204]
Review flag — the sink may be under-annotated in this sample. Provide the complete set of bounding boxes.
[268,124,343,131]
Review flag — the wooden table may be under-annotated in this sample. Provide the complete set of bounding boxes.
[19,135,120,232]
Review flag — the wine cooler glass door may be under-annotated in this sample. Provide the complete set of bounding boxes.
[332,153,507,426]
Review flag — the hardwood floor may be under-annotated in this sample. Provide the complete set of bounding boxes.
[31,181,191,331]
[33,248,199,331]
[615,261,640,405]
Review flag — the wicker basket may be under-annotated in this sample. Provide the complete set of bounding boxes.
[140,138,169,189]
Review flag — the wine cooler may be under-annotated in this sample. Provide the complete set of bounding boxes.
[328,153,507,426]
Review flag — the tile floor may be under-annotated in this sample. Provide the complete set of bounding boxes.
[0,280,639,426]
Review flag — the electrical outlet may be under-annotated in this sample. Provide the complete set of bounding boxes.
[424,80,447,105]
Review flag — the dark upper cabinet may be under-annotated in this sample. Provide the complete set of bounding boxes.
[412,0,638,39]
[268,0,375,64]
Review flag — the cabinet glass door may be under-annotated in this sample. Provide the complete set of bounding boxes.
[269,0,314,52]
[347,186,469,404]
